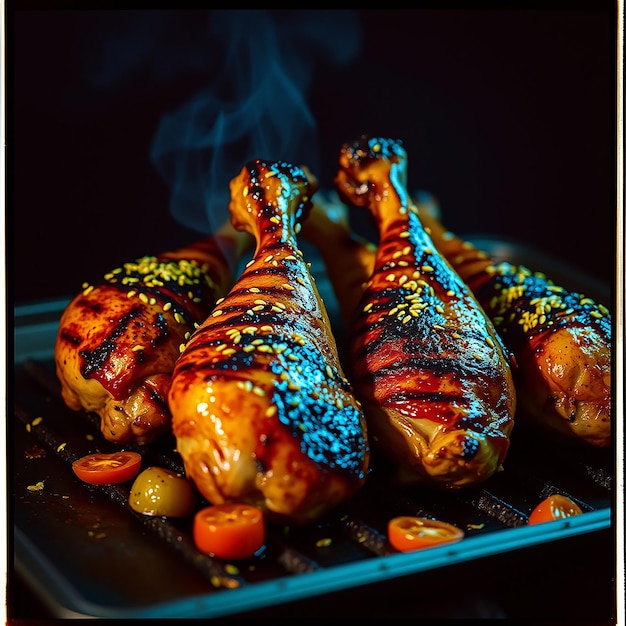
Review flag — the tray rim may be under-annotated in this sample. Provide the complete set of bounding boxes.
[13,509,612,619]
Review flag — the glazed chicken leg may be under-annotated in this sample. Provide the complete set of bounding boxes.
[304,188,612,448]
[168,160,370,526]
[55,221,250,445]
[333,136,516,488]
[416,199,612,447]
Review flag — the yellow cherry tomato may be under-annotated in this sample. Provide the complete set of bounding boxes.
[129,466,197,517]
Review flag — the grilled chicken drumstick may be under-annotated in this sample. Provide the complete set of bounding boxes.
[55,222,250,445]
[304,189,612,448]
[168,160,370,526]
[333,136,516,488]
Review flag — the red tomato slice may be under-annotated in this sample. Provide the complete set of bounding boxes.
[72,451,142,485]
[193,503,266,560]
[388,516,464,552]
[528,494,583,525]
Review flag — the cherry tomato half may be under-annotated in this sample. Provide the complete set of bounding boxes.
[72,451,142,485]
[193,503,266,560]
[528,494,583,525]
[388,516,465,552]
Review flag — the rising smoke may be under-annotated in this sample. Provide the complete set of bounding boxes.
[146,10,362,234]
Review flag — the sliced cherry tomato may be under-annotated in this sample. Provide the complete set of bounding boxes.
[388,516,464,552]
[528,494,583,525]
[193,503,266,560]
[72,451,142,485]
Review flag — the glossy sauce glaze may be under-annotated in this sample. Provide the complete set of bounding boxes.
[169,159,369,526]
[334,136,516,488]
[417,205,612,447]
[55,226,246,444]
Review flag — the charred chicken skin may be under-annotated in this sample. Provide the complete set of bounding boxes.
[168,160,370,526]
[416,201,612,448]
[332,136,516,489]
[305,187,612,449]
[55,222,249,445]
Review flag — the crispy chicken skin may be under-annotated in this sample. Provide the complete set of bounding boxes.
[332,136,516,488]
[55,222,250,445]
[416,200,612,448]
[305,178,611,449]
[168,160,370,526]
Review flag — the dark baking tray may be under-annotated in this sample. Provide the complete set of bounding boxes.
[9,237,614,619]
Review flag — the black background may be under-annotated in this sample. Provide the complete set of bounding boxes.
[8,6,618,305]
